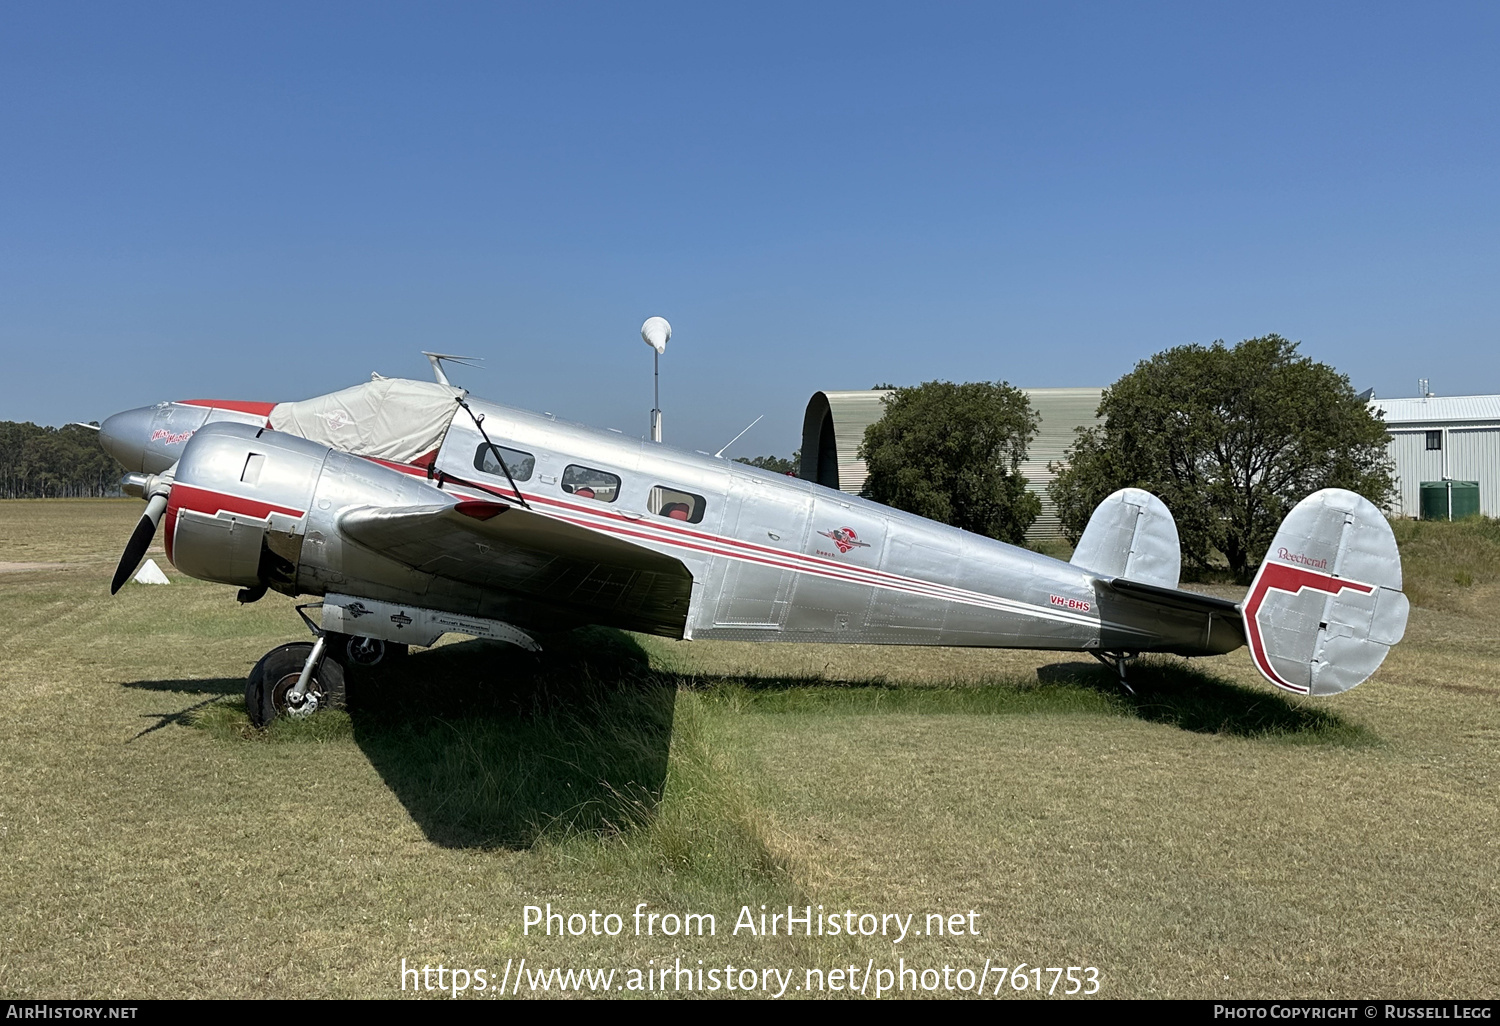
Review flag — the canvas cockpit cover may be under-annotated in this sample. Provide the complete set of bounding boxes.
[268,378,464,463]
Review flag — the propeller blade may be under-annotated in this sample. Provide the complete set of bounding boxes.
[111,493,169,595]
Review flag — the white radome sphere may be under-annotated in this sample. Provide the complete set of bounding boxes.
[641,316,671,354]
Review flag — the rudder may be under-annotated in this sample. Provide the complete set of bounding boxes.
[1242,488,1409,696]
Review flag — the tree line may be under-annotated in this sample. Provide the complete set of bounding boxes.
[0,422,123,498]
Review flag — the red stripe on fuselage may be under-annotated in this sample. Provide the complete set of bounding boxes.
[366,456,919,587]
[358,455,1126,633]
[366,456,976,592]
[177,399,278,417]
[1243,562,1376,694]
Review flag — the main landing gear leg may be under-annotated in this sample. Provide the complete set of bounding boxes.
[245,603,346,728]
[283,634,328,715]
[1091,650,1139,696]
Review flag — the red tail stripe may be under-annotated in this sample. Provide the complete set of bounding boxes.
[1243,562,1376,694]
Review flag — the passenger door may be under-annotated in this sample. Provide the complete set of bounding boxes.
[710,476,813,629]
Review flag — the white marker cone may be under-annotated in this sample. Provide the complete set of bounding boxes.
[133,559,170,585]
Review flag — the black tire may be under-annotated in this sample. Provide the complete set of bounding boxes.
[245,642,347,728]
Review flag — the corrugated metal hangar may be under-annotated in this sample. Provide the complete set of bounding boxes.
[799,387,1104,540]
[1370,394,1500,519]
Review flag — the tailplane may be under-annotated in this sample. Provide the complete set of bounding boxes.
[1242,489,1409,696]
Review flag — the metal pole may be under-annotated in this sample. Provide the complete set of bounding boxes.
[1443,428,1451,520]
[651,349,662,442]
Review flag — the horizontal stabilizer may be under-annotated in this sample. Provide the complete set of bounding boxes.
[1243,488,1409,696]
[1104,577,1240,616]
[1100,577,1247,656]
[1071,488,1182,589]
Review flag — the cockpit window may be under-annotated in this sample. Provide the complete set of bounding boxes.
[649,485,706,524]
[561,464,621,503]
[473,443,536,482]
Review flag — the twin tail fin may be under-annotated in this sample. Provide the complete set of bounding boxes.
[1072,487,1409,696]
[1242,489,1409,696]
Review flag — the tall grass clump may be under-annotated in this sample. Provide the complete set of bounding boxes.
[1391,515,1500,612]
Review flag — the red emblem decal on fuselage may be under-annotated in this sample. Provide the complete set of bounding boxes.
[817,527,870,554]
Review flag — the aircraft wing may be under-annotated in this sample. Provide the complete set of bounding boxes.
[336,499,694,636]
[1098,577,1247,656]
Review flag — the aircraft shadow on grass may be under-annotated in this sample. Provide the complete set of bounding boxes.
[118,676,245,741]
[701,657,1370,742]
[342,635,1371,849]
[346,628,677,851]
[1033,660,1373,742]
[119,629,1369,850]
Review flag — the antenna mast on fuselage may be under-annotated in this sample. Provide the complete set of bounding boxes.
[422,352,482,387]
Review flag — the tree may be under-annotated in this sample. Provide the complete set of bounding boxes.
[0,421,121,498]
[1048,335,1395,581]
[734,452,800,475]
[858,380,1042,543]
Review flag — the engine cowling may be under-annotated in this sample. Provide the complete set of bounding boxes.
[165,423,329,590]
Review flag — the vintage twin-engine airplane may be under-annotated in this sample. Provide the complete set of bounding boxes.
[97,369,1410,727]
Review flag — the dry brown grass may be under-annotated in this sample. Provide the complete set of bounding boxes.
[0,500,1494,999]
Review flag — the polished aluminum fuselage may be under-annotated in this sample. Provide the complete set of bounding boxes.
[438,398,1228,653]
[144,389,1238,657]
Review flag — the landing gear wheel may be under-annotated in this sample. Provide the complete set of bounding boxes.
[246,642,347,728]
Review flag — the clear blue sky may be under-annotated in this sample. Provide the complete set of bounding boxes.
[2,2,1496,457]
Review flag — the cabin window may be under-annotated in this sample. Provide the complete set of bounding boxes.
[473,443,536,482]
[562,464,621,503]
[1426,430,1442,451]
[649,486,706,524]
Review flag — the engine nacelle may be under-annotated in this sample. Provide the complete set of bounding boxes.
[166,424,330,590]
[162,421,449,598]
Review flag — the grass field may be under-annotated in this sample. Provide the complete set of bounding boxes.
[0,500,1496,999]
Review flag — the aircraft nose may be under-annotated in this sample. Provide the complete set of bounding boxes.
[99,406,157,472]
